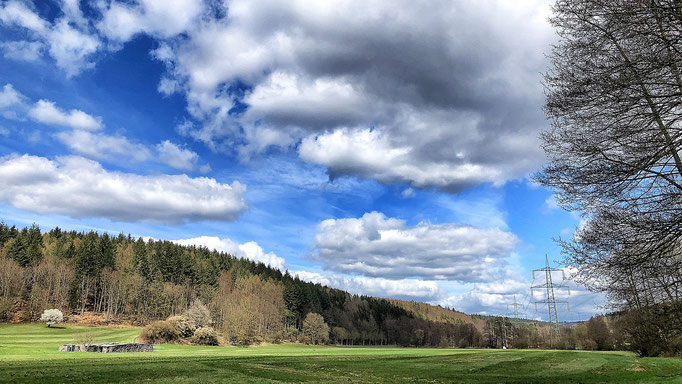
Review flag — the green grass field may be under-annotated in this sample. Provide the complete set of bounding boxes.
[1,324,682,383]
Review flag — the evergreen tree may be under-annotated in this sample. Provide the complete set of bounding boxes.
[24,223,43,265]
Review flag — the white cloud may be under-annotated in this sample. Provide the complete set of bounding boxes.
[55,130,151,162]
[294,270,445,301]
[311,211,519,281]
[0,40,43,62]
[0,154,247,223]
[172,235,285,270]
[0,83,25,109]
[152,0,553,191]
[2,83,210,170]
[0,83,27,120]
[0,126,9,136]
[401,188,415,199]
[46,18,100,76]
[0,1,100,77]
[0,1,48,32]
[29,99,103,130]
[97,0,204,42]
[157,140,200,171]
[544,195,559,211]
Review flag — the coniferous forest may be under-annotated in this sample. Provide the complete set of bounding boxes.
[0,221,484,347]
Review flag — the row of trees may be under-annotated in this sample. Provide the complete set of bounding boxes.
[538,0,682,356]
[484,316,622,351]
[0,222,485,347]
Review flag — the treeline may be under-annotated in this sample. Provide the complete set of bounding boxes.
[0,221,484,347]
[483,315,623,351]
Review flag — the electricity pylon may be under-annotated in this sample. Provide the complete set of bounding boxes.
[506,295,524,319]
[531,255,570,336]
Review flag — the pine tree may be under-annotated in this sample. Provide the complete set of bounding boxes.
[24,223,43,265]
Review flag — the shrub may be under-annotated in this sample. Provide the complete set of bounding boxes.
[192,326,218,346]
[140,320,179,343]
[74,332,95,346]
[40,309,63,327]
[186,300,212,328]
[167,315,196,338]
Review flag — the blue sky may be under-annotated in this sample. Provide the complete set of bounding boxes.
[0,0,603,320]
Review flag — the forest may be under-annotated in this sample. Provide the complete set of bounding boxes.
[0,221,485,347]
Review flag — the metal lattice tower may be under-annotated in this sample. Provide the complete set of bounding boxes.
[506,295,524,319]
[531,255,570,335]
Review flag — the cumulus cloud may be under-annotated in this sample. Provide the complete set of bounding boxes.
[0,154,247,223]
[0,83,25,109]
[172,235,285,270]
[29,100,103,130]
[0,1,48,32]
[97,0,204,42]
[2,82,210,170]
[55,130,151,162]
[150,0,553,191]
[157,140,200,171]
[0,1,100,76]
[311,212,518,281]
[293,270,445,301]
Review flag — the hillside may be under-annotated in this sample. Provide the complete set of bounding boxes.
[389,299,485,330]
[0,221,483,347]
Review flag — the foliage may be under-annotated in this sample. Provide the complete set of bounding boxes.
[0,297,13,322]
[613,302,682,357]
[40,309,63,327]
[217,274,286,345]
[586,316,614,351]
[192,326,218,346]
[186,300,212,328]
[303,312,329,345]
[167,315,196,338]
[140,320,179,344]
[74,331,95,346]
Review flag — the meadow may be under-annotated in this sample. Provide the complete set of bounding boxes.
[1,324,682,383]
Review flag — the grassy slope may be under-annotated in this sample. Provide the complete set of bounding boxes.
[1,324,681,383]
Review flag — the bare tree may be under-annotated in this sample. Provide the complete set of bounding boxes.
[537,0,682,307]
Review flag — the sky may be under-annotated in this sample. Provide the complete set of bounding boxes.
[0,0,605,321]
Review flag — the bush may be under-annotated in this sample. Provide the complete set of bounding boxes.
[40,309,63,327]
[74,332,95,346]
[140,320,179,343]
[186,300,212,328]
[298,334,311,345]
[167,315,196,338]
[192,326,219,346]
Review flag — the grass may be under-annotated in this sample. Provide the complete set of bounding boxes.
[1,324,682,383]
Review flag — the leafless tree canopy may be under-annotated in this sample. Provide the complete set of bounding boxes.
[537,0,682,310]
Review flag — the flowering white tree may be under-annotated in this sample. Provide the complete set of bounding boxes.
[40,309,64,327]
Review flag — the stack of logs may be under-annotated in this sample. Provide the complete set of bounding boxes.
[59,343,154,353]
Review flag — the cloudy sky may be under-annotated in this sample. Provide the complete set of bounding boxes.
[0,0,603,320]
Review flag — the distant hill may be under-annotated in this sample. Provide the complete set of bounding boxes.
[389,299,485,330]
